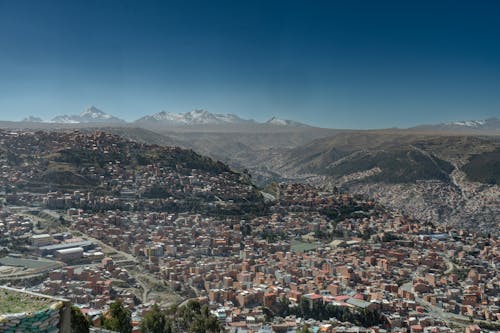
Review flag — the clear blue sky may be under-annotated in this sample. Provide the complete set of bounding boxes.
[0,0,499,128]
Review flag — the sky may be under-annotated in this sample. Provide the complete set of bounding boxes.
[0,0,499,129]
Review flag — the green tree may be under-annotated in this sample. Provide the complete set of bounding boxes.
[165,300,222,333]
[102,300,132,333]
[299,297,311,317]
[262,306,274,322]
[71,306,90,333]
[141,304,166,333]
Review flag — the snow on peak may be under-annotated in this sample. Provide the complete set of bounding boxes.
[136,110,252,125]
[266,117,289,125]
[416,117,500,131]
[80,106,112,120]
[50,115,81,123]
[445,120,486,127]
[51,106,124,123]
[265,116,306,127]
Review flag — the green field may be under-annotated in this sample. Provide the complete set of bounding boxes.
[291,241,321,253]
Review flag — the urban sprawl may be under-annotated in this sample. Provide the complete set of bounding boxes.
[0,130,498,333]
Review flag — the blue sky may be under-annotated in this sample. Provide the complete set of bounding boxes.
[0,0,499,128]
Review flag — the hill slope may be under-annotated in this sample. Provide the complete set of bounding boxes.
[265,132,499,232]
[0,130,263,215]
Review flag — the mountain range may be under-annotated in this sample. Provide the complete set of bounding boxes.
[23,107,307,128]
[46,106,126,124]
[135,109,254,126]
[413,117,500,132]
[20,107,500,132]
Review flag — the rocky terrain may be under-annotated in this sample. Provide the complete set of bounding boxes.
[264,133,500,233]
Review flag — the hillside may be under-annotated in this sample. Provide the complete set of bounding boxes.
[462,148,500,185]
[264,132,499,232]
[0,121,497,232]
[323,149,454,183]
[273,132,499,180]
[0,130,263,215]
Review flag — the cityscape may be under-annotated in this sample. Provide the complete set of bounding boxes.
[0,130,498,333]
[0,1,499,333]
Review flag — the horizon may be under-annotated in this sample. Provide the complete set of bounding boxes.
[7,105,500,130]
[1,1,499,128]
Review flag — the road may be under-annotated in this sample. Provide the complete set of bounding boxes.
[64,225,152,302]
[19,208,153,302]
[399,249,484,330]
[401,282,469,329]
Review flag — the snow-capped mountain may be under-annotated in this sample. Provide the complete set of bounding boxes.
[135,109,255,126]
[445,120,486,127]
[51,115,81,123]
[13,107,314,128]
[265,116,307,127]
[414,117,500,132]
[51,106,125,123]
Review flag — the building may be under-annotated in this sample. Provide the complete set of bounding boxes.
[31,233,53,247]
[56,247,84,262]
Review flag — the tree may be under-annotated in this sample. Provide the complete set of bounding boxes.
[159,300,223,333]
[71,306,90,333]
[102,300,132,333]
[262,306,274,322]
[299,297,311,317]
[141,304,166,333]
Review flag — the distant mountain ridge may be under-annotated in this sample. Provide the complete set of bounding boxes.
[22,116,43,122]
[16,108,500,131]
[413,117,500,132]
[265,116,308,127]
[50,106,125,124]
[135,109,256,126]
[22,107,307,127]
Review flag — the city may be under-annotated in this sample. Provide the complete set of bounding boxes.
[1,1,499,332]
[0,130,498,333]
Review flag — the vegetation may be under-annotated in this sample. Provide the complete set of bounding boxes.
[56,145,231,175]
[320,201,373,222]
[140,300,223,333]
[276,296,381,327]
[291,241,321,253]
[462,148,500,184]
[141,304,166,333]
[381,232,401,242]
[260,228,287,242]
[71,306,90,333]
[0,289,53,313]
[478,320,500,331]
[451,266,469,281]
[101,300,132,333]
[324,149,454,183]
